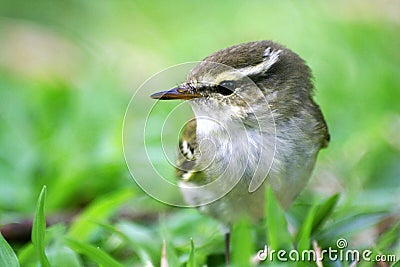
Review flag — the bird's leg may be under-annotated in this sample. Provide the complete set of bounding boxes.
[225,231,230,266]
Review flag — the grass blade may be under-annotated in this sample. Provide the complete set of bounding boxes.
[65,238,123,267]
[159,216,181,267]
[231,218,253,267]
[68,189,135,241]
[296,204,317,252]
[375,221,399,252]
[312,194,340,233]
[164,239,180,267]
[31,185,50,267]
[161,240,168,267]
[0,232,20,267]
[186,238,196,267]
[98,222,155,265]
[265,186,292,250]
[318,213,386,245]
[296,195,340,251]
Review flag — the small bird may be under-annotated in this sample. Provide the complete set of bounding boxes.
[151,40,329,263]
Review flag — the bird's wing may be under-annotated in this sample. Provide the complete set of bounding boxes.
[176,119,205,183]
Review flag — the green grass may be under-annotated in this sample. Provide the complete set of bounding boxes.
[0,0,399,266]
[0,232,19,267]
[1,183,397,266]
[31,186,50,267]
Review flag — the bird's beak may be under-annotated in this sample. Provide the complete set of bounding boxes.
[150,86,201,100]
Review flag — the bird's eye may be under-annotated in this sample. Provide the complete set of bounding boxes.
[216,80,236,96]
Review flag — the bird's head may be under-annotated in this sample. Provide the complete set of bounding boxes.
[151,40,315,129]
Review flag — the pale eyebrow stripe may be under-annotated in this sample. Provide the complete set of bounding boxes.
[236,49,281,77]
[197,48,282,84]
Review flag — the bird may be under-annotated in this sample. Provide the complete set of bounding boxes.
[151,40,329,264]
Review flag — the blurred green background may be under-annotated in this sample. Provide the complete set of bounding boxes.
[0,0,399,266]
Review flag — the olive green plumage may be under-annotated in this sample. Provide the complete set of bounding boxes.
[152,40,329,225]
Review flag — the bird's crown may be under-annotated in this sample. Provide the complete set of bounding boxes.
[185,40,312,98]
